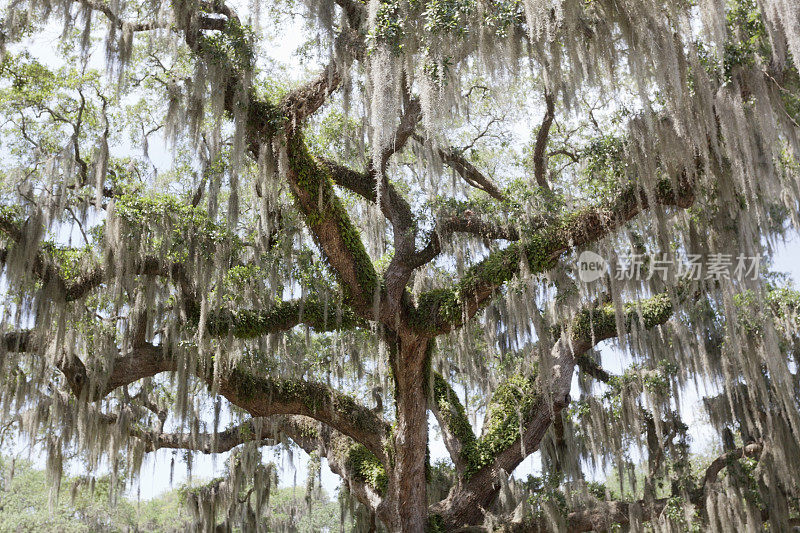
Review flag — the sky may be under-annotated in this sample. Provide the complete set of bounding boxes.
[6,0,800,506]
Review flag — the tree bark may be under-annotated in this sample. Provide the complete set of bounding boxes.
[390,334,431,532]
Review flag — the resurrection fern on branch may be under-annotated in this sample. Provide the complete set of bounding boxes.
[1,0,800,530]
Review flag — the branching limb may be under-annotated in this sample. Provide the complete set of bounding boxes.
[318,90,422,312]
[133,418,278,454]
[412,174,694,336]
[204,299,366,338]
[532,92,555,190]
[4,331,390,461]
[558,498,669,533]
[0,209,198,302]
[72,0,227,32]
[128,409,387,517]
[433,292,675,528]
[380,91,421,170]
[702,441,763,487]
[3,333,177,401]
[430,373,476,476]
[412,133,505,201]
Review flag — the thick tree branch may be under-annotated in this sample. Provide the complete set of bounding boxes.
[558,498,669,533]
[204,298,366,337]
[434,292,675,528]
[430,373,476,476]
[114,417,261,453]
[3,211,360,339]
[532,92,555,190]
[436,210,521,241]
[3,331,389,461]
[381,93,421,170]
[283,134,381,317]
[702,441,763,487]
[216,368,390,463]
[3,333,177,401]
[320,94,424,313]
[157,0,392,326]
[324,159,415,235]
[411,174,694,336]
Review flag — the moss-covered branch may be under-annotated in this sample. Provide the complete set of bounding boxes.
[411,177,694,336]
[219,368,390,463]
[571,292,674,348]
[284,133,381,314]
[434,291,677,527]
[204,299,366,337]
[3,333,177,401]
[431,373,477,475]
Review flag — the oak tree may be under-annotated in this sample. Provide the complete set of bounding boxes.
[1,0,800,530]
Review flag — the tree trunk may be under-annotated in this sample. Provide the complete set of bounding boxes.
[390,335,431,532]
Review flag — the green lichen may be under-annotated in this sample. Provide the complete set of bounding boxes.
[432,373,476,463]
[285,135,379,301]
[412,185,679,335]
[345,444,388,495]
[205,299,363,338]
[296,420,320,442]
[605,359,678,402]
[572,293,673,344]
[245,98,285,139]
[464,373,539,478]
[225,370,383,436]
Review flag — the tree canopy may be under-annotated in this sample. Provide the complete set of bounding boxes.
[0,0,799,530]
